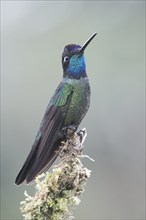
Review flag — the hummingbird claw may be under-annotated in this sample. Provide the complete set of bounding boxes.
[62,124,77,138]
[77,128,87,146]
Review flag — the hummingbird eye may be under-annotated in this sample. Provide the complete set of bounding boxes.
[63,56,69,63]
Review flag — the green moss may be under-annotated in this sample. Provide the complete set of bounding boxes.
[20,129,93,220]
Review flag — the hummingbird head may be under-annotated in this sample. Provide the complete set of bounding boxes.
[62,33,97,79]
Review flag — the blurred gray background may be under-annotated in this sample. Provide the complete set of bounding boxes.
[1,1,145,219]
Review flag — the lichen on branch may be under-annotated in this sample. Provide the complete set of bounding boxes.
[20,128,94,220]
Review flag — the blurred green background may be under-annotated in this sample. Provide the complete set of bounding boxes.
[1,1,145,219]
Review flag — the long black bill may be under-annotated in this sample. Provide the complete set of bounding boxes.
[79,32,97,54]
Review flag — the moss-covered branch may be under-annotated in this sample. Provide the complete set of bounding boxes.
[20,128,94,220]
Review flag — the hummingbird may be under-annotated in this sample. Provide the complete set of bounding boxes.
[15,33,97,185]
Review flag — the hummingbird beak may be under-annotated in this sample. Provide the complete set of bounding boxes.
[79,32,97,54]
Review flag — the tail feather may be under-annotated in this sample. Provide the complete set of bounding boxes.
[15,138,41,185]
[26,141,61,184]
[15,105,64,185]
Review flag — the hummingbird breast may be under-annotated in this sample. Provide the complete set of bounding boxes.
[63,77,91,127]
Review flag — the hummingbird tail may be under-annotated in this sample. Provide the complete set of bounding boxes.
[25,138,61,184]
[15,138,41,185]
[15,106,63,185]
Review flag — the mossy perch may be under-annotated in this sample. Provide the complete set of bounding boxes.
[20,128,94,220]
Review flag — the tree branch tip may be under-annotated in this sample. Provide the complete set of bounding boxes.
[20,128,93,220]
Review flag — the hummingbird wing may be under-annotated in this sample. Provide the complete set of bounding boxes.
[15,82,73,185]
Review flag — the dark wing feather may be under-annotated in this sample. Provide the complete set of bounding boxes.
[15,82,73,185]
[15,135,42,185]
[26,106,63,183]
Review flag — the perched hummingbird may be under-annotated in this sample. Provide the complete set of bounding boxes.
[15,33,97,185]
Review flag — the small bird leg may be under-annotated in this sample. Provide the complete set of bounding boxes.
[77,128,87,146]
[62,124,78,139]
[59,127,87,158]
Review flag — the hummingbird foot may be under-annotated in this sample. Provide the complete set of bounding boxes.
[77,128,87,146]
[59,127,87,158]
[62,124,78,139]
